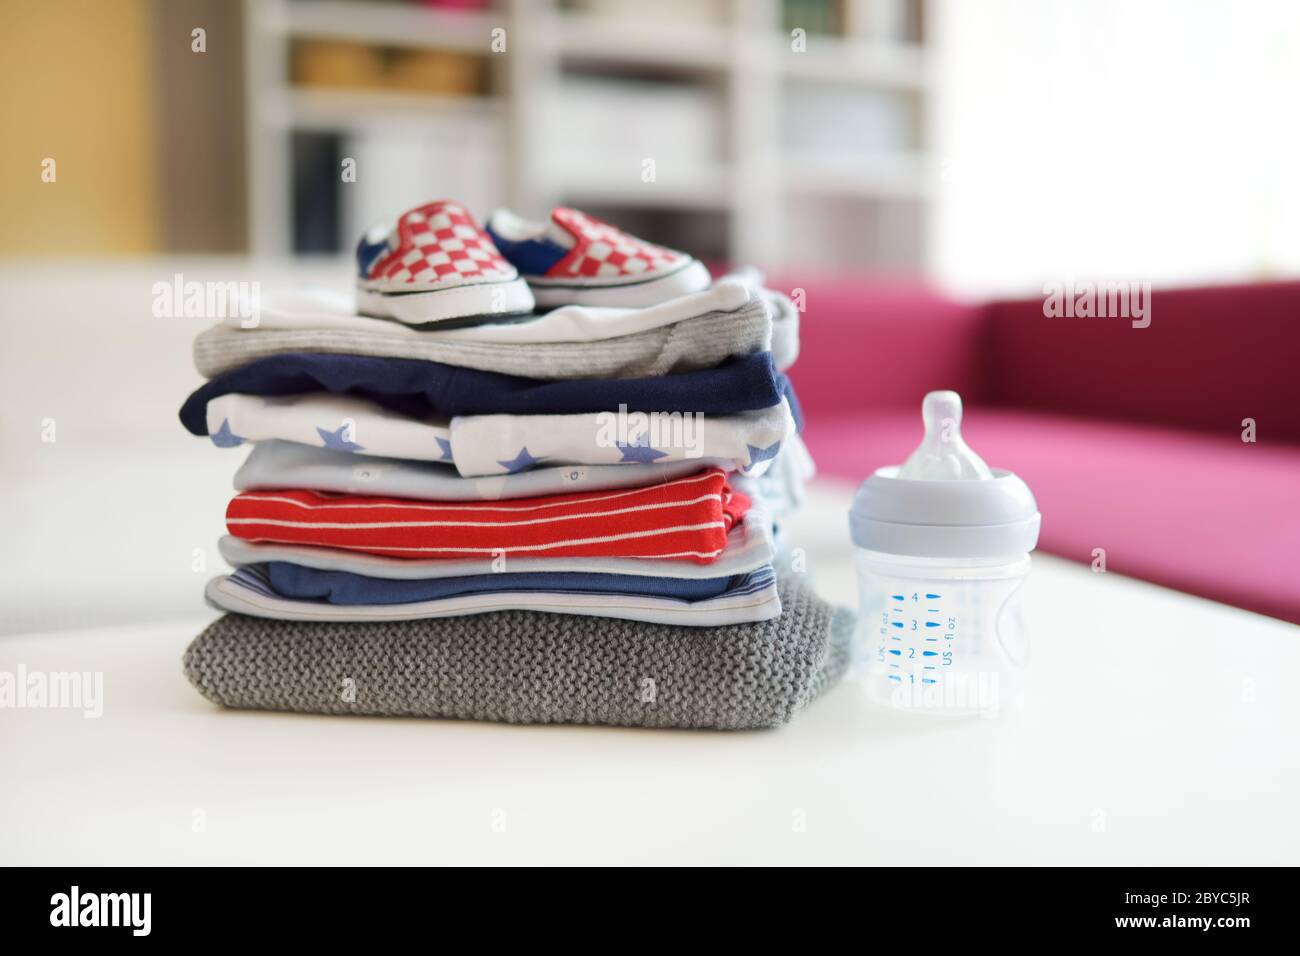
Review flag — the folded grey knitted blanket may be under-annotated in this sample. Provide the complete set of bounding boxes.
[183,577,853,730]
[193,296,773,380]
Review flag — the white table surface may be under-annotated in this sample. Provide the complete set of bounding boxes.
[2,478,1296,866]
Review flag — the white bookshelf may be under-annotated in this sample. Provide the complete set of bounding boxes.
[243,0,932,269]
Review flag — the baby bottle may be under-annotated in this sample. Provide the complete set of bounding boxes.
[849,391,1040,716]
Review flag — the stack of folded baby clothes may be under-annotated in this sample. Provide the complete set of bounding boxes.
[179,200,850,730]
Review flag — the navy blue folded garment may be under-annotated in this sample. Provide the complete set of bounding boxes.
[263,562,737,606]
[179,352,788,436]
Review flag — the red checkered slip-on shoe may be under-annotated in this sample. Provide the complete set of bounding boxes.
[485,207,712,308]
[355,200,535,325]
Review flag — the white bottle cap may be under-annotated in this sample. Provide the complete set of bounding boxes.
[849,391,1040,558]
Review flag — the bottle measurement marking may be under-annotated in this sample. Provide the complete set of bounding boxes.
[879,591,956,693]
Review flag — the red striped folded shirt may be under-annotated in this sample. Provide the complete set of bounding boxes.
[225,467,749,564]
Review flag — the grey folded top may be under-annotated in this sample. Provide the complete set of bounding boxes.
[194,296,775,381]
[183,576,853,730]
[763,288,800,371]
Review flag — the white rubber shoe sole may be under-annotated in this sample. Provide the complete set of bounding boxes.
[357,276,535,326]
[527,260,712,309]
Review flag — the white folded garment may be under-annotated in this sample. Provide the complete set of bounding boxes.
[450,403,794,478]
[733,433,816,520]
[228,276,754,344]
[204,566,781,627]
[235,439,735,501]
[206,392,796,478]
[210,391,441,457]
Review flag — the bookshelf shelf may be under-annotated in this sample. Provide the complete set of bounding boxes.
[782,150,928,199]
[538,13,737,72]
[548,164,734,209]
[277,0,500,53]
[776,36,928,88]
[263,87,504,131]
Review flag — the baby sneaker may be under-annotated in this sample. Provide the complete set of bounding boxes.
[355,200,535,325]
[485,207,711,308]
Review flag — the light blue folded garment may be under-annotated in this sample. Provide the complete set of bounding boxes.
[207,565,782,627]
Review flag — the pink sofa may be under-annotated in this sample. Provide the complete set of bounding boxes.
[785,278,1300,624]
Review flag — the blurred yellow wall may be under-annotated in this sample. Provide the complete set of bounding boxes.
[0,0,159,254]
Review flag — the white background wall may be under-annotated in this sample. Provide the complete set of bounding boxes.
[929,0,1300,297]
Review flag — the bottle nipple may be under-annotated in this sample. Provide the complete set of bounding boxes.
[897,390,993,480]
